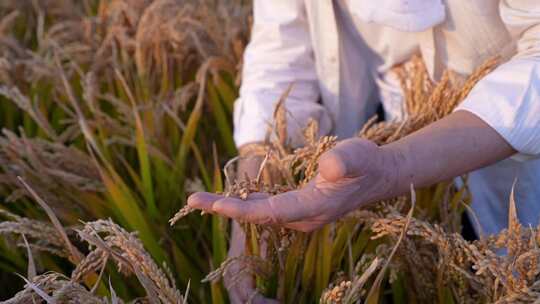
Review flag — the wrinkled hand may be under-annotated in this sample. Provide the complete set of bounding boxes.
[189,138,400,232]
[225,220,279,304]
[224,154,279,304]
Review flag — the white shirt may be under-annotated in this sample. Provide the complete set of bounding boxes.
[233,0,540,236]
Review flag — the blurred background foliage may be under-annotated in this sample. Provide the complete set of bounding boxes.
[0,0,250,302]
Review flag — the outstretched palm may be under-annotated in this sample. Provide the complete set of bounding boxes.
[188,138,399,232]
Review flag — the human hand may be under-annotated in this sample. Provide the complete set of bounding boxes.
[188,138,400,232]
[225,220,279,304]
[224,153,280,304]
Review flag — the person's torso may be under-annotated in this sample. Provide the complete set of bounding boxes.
[332,0,515,76]
[303,0,516,133]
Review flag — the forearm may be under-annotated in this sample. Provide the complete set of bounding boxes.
[382,110,516,196]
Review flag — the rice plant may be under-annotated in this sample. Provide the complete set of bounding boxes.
[171,55,504,303]
[0,0,249,302]
[1,1,539,304]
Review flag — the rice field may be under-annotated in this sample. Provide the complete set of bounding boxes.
[0,1,539,303]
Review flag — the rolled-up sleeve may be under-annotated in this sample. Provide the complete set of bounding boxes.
[233,0,332,148]
[455,0,540,159]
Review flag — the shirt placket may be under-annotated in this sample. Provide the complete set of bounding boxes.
[315,0,341,127]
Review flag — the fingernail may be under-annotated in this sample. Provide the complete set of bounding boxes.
[188,192,220,208]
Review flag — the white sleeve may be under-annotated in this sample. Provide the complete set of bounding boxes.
[233,0,332,148]
[455,0,540,160]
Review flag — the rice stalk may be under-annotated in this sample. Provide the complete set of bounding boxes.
[170,55,502,303]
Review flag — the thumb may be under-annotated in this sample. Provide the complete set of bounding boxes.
[318,138,377,182]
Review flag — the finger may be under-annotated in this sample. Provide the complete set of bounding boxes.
[187,192,223,212]
[230,287,278,304]
[319,138,378,182]
[223,255,256,303]
[227,289,244,304]
[227,277,256,304]
[284,221,324,233]
[246,192,271,200]
[229,273,276,304]
[189,191,272,219]
[212,197,277,224]
[213,189,319,226]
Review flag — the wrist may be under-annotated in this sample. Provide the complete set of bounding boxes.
[379,142,412,199]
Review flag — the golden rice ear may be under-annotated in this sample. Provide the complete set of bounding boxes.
[302,118,319,147]
[271,83,294,149]
[78,219,185,302]
[508,179,519,234]
[20,234,36,280]
[365,184,416,304]
[506,179,526,258]
[359,55,499,145]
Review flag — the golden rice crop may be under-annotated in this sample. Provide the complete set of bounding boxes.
[0,1,538,304]
[170,55,536,304]
[0,0,249,302]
